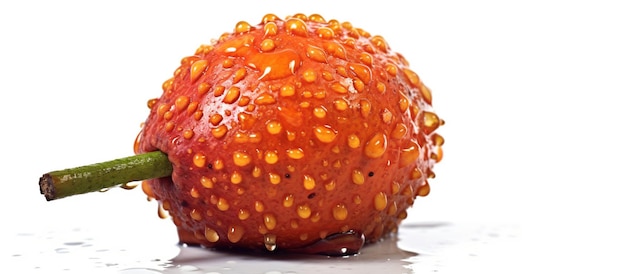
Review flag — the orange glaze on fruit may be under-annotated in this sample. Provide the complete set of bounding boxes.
[135,13,444,255]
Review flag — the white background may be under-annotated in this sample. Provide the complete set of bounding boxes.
[1,0,625,272]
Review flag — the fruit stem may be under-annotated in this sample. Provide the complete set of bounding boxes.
[39,151,172,201]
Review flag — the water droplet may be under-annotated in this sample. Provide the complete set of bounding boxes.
[374,192,388,211]
[331,81,348,94]
[217,197,230,211]
[264,21,278,36]
[348,62,372,83]
[200,176,213,189]
[264,150,279,164]
[268,172,281,185]
[266,120,283,135]
[248,50,301,81]
[332,204,348,221]
[260,38,276,52]
[286,148,305,159]
[400,141,420,167]
[190,208,202,220]
[205,227,220,242]
[238,208,250,220]
[279,84,295,97]
[418,181,431,196]
[359,52,373,67]
[351,169,365,185]
[315,27,335,39]
[211,124,228,139]
[232,151,251,167]
[302,68,317,83]
[283,194,294,207]
[364,133,388,158]
[227,225,245,243]
[303,174,316,190]
[254,92,277,105]
[190,60,208,83]
[285,17,308,37]
[264,234,278,251]
[313,125,337,143]
[297,204,312,219]
[263,213,277,230]
[423,111,441,134]
[391,123,408,139]
[230,171,243,184]
[193,152,206,168]
[222,87,241,104]
[255,201,265,212]
[370,35,389,52]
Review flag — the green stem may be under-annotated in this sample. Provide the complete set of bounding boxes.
[39,151,172,201]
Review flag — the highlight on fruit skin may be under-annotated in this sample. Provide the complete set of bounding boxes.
[38,13,444,257]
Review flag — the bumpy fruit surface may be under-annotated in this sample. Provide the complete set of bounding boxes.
[135,13,444,254]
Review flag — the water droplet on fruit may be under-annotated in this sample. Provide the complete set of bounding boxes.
[190,209,202,220]
[264,213,277,230]
[217,197,230,211]
[264,21,278,36]
[222,87,241,104]
[233,151,251,167]
[370,35,389,52]
[262,13,279,24]
[374,192,388,211]
[200,176,213,189]
[364,133,388,158]
[351,169,365,185]
[313,125,337,143]
[403,68,420,87]
[268,172,281,185]
[315,27,335,39]
[302,68,317,83]
[255,201,265,212]
[230,171,243,184]
[254,92,277,105]
[234,20,252,34]
[285,17,308,37]
[238,208,250,220]
[248,49,301,81]
[297,204,312,219]
[286,148,305,159]
[423,111,441,134]
[264,234,277,251]
[260,38,276,52]
[400,141,420,167]
[418,181,431,196]
[332,204,348,221]
[193,152,207,168]
[211,124,228,139]
[279,84,296,97]
[303,175,316,190]
[227,225,245,243]
[266,120,283,135]
[190,60,208,83]
[205,227,219,242]
[348,62,371,83]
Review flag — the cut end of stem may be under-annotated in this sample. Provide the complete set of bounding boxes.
[38,151,173,201]
[39,174,56,201]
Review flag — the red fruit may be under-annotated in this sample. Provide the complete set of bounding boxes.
[134,13,444,255]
